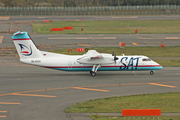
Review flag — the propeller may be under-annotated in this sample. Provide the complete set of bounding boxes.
[112,51,114,56]
[112,51,119,63]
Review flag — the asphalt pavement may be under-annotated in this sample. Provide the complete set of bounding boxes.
[0,15,180,120]
[0,60,180,120]
[0,16,180,22]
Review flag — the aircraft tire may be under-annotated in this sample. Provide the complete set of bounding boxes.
[91,72,96,77]
[150,71,154,75]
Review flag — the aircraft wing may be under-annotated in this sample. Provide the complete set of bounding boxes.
[77,50,114,65]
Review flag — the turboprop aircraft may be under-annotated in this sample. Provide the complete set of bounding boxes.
[12,31,163,77]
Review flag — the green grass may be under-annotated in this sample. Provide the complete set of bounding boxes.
[90,115,180,120]
[51,46,180,57]
[154,59,180,67]
[51,46,180,67]
[32,20,180,34]
[65,92,180,113]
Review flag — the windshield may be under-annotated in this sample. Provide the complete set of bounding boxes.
[142,58,152,61]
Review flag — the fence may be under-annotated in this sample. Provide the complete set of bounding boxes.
[0,5,180,16]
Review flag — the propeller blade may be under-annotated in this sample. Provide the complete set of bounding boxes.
[113,52,119,64]
[112,51,114,56]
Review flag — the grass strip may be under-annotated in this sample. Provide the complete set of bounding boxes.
[51,46,180,66]
[90,115,180,120]
[154,59,180,67]
[32,20,180,34]
[51,46,180,57]
[65,92,180,113]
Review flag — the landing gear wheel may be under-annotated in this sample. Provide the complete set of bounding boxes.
[150,71,154,75]
[90,71,96,77]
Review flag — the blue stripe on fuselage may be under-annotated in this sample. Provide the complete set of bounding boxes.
[49,66,163,71]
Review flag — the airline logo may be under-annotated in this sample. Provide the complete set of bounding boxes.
[19,44,32,56]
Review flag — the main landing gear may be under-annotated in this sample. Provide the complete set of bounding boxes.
[150,70,154,75]
[90,64,101,77]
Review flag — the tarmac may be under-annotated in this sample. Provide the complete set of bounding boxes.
[0,60,180,120]
[0,16,180,120]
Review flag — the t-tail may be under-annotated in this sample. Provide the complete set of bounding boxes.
[12,31,42,59]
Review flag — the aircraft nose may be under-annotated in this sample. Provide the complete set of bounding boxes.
[159,65,163,69]
[157,63,163,69]
[154,61,163,70]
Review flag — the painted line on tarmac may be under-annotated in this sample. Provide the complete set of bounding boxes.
[38,17,45,18]
[0,17,9,20]
[111,16,138,18]
[130,16,138,18]
[0,81,179,97]
[0,111,7,113]
[14,65,34,67]
[132,42,138,45]
[72,87,109,92]
[48,37,116,40]
[138,37,163,40]
[148,83,176,88]
[0,116,6,118]
[0,36,4,43]
[0,102,21,105]
[78,43,91,46]
[11,93,57,97]
[165,37,180,39]
[139,37,180,40]
[111,17,120,18]
[75,37,116,39]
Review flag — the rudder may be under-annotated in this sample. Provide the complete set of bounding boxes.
[12,31,42,59]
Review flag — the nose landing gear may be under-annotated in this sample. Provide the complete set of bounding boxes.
[90,71,96,77]
[150,70,154,75]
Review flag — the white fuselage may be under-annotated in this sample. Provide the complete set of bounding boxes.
[20,51,162,72]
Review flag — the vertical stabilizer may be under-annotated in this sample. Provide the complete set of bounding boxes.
[12,31,42,59]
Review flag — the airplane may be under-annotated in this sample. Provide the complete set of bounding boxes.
[12,31,163,77]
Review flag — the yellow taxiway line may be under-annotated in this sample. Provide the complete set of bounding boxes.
[72,87,109,92]
[148,83,176,88]
[0,116,6,117]
[78,43,91,46]
[0,111,7,113]
[0,102,21,105]
[111,16,138,18]
[165,37,180,39]
[11,93,57,98]
[0,17,9,20]
[48,37,116,39]
[132,42,138,45]
[0,81,179,97]
[0,36,4,44]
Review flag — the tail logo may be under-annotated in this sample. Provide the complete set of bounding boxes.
[19,44,32,56]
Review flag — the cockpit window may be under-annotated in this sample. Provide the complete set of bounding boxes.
[143,58,152,61]
[143,59,148,61]
[147,58,152,61]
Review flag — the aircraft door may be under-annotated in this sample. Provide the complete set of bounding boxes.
[68,61,72,69]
